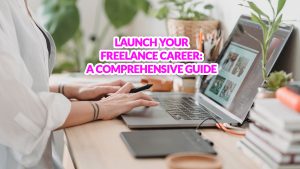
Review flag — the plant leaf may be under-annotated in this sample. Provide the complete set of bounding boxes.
[274,14,283,29]
[155,6,169,20]
[38,0,80,50]
[266,71,290,91]
[104,0,138,29]
[132,0,151,14]
[251,13,262,25]
[250,13,267,40]
[193,11,207,20]
[204,4,213,10]
[277,0,286,15]
[269,14,282,40]
[248,1,268,18]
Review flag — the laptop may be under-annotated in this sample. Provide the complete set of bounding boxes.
[121,15,293,128]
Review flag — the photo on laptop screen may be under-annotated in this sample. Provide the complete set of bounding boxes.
[204,42,258,108]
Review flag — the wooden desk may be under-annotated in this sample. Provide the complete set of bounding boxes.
[50,74,259,169]
[65,120,259,169]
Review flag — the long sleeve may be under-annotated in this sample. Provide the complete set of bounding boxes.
[0,1,71,167]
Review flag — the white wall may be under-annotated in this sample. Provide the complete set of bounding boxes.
[29,0,300,79]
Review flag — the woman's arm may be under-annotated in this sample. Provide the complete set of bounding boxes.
[59,83,159,129]
[49,84,59,93]
[57,101,94,129]
[50,80,126,100]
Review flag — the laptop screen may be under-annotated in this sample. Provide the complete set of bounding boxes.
[199,15,293,122]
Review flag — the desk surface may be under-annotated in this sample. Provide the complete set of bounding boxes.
[51,74,259,169]
[65,120,259,169]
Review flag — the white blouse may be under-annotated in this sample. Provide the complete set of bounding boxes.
[0,0,71,168]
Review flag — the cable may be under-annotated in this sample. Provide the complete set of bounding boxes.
[195,117,224,135]
[195,117,246,136]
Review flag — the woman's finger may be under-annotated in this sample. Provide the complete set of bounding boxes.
[115,82,134,94]
[129,99,159,108]
[129,92,153,101]
[111,79,126,86]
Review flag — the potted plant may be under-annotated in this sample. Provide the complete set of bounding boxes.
[240,0,292,98]
[38,0,150,72]
[155,0,219,49]
[256,71,292,98]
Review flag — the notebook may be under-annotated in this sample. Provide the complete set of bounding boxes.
[120,129,216,158]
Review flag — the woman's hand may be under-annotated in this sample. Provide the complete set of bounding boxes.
[59,82,159,129]
[97,82,159,120]
[63,80,126,101]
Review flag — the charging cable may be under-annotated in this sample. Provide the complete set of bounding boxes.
[195,117,246,136]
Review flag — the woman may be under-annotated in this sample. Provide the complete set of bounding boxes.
[0,0,159,168]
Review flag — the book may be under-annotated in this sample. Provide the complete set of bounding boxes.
[246,131,300,162]
[250,110,300,142]
[249,124,300,154]
[254,99,300,131]
[276,87,300,112]
[238,139,300,169]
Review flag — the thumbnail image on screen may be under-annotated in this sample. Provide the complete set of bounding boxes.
[204,42,258,108]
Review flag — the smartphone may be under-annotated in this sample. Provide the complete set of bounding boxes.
[129,84,153,93]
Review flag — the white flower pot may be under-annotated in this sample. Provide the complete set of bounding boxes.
[256,87,276,99]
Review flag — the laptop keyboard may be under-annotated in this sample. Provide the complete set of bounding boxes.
[154,97,221,121]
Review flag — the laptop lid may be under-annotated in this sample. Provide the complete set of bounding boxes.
[198,15,293,123]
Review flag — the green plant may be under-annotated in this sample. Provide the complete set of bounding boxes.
[38,0,83,72]
[155,0,213,20]
[265,71,292,91]
[104,0,150,29]
[38,0,80,50]
[39,0,151,72]
[240,0,286,82]
[88,0,151,62]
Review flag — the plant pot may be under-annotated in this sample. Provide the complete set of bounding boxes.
[167,19,220,49]
[256,87,276,99]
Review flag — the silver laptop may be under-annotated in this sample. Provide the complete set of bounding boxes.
[121,15,293,129]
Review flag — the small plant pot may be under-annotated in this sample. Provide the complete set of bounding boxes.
[256,87,276,99]
[167,19,220,49]
[166,153,222,169]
